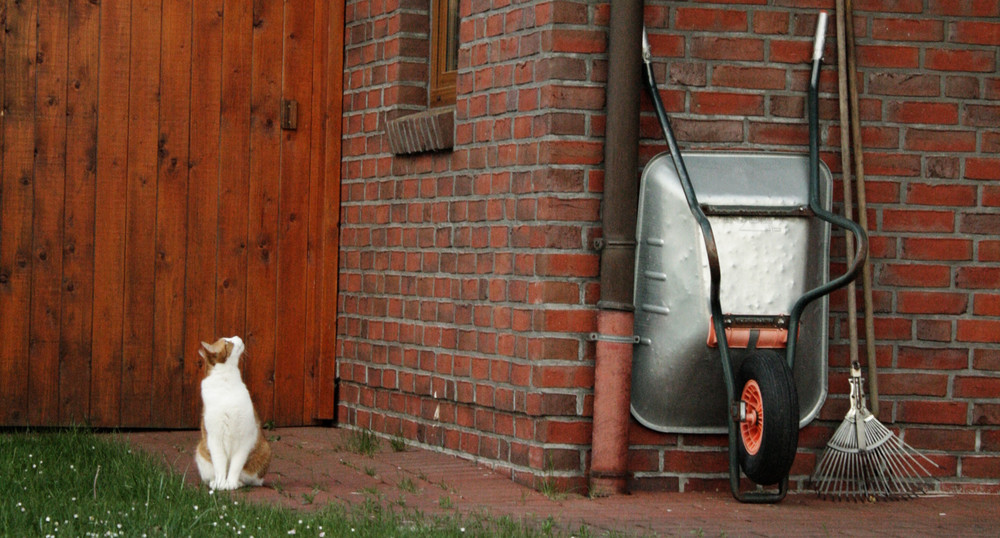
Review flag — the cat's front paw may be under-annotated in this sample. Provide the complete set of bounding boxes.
[216,478,241,491]
[209,476,236,491]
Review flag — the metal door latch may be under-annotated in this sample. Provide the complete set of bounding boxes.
[281,99,298,130]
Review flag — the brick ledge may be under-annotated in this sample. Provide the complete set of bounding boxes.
[385,106,455,155]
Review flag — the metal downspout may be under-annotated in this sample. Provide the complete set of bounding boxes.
[589,0,643,496]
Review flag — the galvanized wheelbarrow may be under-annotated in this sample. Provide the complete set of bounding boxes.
[633,12,868,502]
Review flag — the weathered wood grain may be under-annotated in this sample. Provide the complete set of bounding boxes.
[0,0,38,425]
[152,0,193,427]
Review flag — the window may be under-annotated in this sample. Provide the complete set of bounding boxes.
[384,0,459,154]
[429,0,459,107]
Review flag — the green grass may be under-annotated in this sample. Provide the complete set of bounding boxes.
[390,435,407,452]
[397,476,418,494]
[340,429,381,457]
[538,477,569,501]
[0,429,590,537]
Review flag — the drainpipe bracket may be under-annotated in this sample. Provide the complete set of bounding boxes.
[596,300,635,312]
[593,238,637,252]
[588,333,641,345]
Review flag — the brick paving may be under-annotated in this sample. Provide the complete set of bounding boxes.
[124,427,998,536]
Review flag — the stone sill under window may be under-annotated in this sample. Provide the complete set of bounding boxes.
[385,106,455,155]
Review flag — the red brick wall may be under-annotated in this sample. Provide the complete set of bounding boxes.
[340,0,607,492]
[339,0,1000,494]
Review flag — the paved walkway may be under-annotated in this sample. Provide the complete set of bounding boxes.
[125,427,997,536]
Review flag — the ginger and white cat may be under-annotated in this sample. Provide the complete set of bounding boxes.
[195,336,271,490]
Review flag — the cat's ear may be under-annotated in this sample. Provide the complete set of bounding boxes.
[223,340,235,359]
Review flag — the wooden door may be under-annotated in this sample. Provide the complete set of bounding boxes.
[0,0,344,428]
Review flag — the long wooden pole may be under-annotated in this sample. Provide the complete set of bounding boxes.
[835,0,860,372]
[844,0,880,415]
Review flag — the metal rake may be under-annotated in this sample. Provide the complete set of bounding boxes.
[812,362,938,501]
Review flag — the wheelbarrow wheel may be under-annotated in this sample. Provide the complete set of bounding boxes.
[736,350,799,486]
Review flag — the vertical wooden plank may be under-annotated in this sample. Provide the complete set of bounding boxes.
[275,0,315,425]
[0,0,5,416]
[0,2,4,418]
[315,0,345,421]
[215,0,252,340]
[60,0,100,424]
[120,0,162,427]
[0,0,38,425]
[245,0,284,424]
[152,0,192,427]
[92,0,130,427]
[183,0,223,426]
[0,0,5,196]
[29,0,69,425]
[302,0,330,423]
[0,0,4,245]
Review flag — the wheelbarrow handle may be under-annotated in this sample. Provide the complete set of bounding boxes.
[813,11,828,62]
[640,27,731,403]
[787,11,869,369]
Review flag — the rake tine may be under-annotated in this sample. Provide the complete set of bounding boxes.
[870,447,902,498]
[891,440,936,489]
[825,449,847,499]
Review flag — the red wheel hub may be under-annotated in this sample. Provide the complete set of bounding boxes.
[740,379,763,456]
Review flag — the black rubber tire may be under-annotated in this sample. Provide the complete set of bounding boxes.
[736,350,799,486]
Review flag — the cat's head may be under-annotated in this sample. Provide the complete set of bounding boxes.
[198,336,246,370]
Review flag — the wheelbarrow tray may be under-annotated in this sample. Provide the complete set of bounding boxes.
[631,151,832,434]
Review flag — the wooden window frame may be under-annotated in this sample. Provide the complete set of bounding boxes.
[429,0,459,107]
